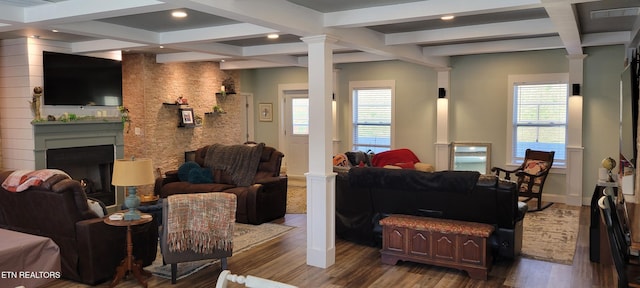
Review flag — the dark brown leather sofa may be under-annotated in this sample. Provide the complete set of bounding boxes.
[154,143,287,225]
[335,167,527,259]
[0,170,158,285]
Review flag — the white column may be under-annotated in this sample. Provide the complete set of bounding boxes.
[567,54,586,206]
[301,35,337,268]
[435,68,451,171]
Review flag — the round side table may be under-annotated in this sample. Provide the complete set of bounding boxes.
[104,213,153,288]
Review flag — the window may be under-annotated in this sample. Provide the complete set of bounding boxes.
[291,98,309,135]
[508,74,568,167]
[350,81,395,153]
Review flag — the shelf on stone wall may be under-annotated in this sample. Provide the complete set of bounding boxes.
[215,92,236,96]
[204,111,227,116]
[162,102,189,106]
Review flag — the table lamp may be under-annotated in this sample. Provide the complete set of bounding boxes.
[112,157,155,220]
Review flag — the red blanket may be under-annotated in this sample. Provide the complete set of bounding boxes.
[371,149,420,167]
[1,169,70,192]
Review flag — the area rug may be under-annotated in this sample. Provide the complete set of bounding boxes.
[520,203,580,265]
[287,183,306,214]
[148,222,294,281]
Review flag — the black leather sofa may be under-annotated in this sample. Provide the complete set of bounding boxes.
[335,167,527,259]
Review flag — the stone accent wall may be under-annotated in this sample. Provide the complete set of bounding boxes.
[122,53,242,193]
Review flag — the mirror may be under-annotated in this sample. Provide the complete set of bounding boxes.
[450,142,491,174]
[620,58,638,195]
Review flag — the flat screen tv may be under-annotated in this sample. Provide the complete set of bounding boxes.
[43,51,123,106]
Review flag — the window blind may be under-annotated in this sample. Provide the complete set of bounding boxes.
[513,83,567,163]
[352,88,391,152]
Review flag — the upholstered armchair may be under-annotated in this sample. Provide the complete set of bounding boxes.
[160,193,236,284]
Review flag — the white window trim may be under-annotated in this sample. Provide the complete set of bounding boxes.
[506,73,568,173]
[348,80,396,151]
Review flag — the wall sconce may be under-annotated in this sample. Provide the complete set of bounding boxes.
[438,88,446,98]
[572,83,581,96]
[112,157,155,220]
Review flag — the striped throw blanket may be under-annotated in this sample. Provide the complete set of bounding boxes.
[167,193,237,254]
[2,169,70,192]
[204,142,264,186]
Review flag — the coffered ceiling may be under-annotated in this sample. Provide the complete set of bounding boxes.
[0,0,637,69]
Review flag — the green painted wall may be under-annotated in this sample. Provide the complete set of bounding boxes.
[240,45,626,202]
[240,67,308,147]
[334,61,438,162]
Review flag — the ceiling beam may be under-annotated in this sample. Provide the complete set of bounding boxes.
[173,0,448,68]
[24,0,173,24]
[71,39,148,53]
[423,36,564,56]
[541,0,582,54]
[220,59,294,70]
[386,19,556,45]
[156,51,230,63]
[324,0,541,28]
[159,23,277,44]
[51,21,160,45]
[165,0,324,36]
[582,32,632,47]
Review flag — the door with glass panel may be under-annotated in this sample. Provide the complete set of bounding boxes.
[284,93,309,178]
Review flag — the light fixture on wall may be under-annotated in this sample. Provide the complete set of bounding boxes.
[572,83,581,95]
[112,157,155,220]
[438,87,446,98]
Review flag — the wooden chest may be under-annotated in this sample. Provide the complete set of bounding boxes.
[379,214,495,280]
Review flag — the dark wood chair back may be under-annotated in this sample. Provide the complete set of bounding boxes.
[491,149,554,211]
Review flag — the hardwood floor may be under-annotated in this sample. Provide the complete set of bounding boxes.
[48,205,614,287]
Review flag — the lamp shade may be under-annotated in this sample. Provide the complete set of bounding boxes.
[112,158,155,186]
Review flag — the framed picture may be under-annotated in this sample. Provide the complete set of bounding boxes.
[179,108,195,127]
[259,103,273,122]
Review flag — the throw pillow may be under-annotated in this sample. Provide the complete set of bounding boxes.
[188,168,214,184]
[333,153,350,167]
[415,162,435,172]
[178,161,201,182]
[87,197,106,217]
[345,151,371,167]
[394,162,415,169]
[519,159,550,192]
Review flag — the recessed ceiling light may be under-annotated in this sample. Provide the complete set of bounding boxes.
[159,46,164,49]
[172,11,188,18]
[267,34,279,39]
[31,35,40,39]
[441,15,455,21]
[51,29,58,33]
